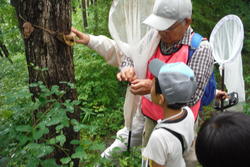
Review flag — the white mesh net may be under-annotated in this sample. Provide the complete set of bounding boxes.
[109,0,159,128]
[210,15,245,102]
[109,0,158,79]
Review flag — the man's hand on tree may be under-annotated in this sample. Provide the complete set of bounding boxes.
[70,27,90,45]
[116,67,137,83]
[130,79,152,95]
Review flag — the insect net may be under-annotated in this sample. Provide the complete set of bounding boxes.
[210,15,245,102]
[108,0,159,128]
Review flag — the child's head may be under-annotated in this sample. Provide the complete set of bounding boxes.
[196,111,250,167]
[149,59,197,110]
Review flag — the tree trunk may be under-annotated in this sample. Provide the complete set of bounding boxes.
[11,0,79,166]
[93,0,99,33]
[0,41,12,63]
[0,28,12,63]
[88,0,92,7]
[81,0,88,28]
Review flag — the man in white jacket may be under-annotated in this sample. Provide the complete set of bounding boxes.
[70,0,214,166]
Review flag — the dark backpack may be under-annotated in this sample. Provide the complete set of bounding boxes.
[188,33,216,110]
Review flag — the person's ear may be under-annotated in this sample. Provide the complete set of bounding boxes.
[185,18,192,26]
[158,94,165,106]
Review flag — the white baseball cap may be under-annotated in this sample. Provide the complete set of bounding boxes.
[143,0,192,31]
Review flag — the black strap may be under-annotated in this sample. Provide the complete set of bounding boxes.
[160,127,185,153]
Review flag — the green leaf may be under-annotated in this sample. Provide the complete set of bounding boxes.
[51,85,60,94]
[38,145,54,158]
[59,81,76,89]
[26,143,54,158]
[89,143,105,151]
[71,119,87,132]
[32,127,49,140]
[26,157,40,167]
[70,139,80,145]
[41,159,60,167]
[16,125,32,132]
[41,67,48,71]
[46,117,61,126]
[71,146,86,159]
[60,157,71,164]
[18,135,31,146]
[48,138,56,145]
[55,124,64,133]
[61,118,70,127]
[56,134,66,146]
[29,82,39,87]
[72,100,81,106]
[71,151,86,159]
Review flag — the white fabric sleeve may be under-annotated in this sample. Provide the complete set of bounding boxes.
[87,34,124,67]
[142,130,169,166]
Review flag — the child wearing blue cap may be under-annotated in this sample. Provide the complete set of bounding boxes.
[142,59,197,167]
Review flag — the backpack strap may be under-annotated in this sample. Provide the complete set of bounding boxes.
[188,33,203,61]
[188,32,216,108]
[160,127,185,153]
[156,109,188,153]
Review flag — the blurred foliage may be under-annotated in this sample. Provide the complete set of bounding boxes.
[0,82,91,167]
[0,0,24,54]
[0,0,250,166]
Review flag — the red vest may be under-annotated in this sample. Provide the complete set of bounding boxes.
[141,44,200,121]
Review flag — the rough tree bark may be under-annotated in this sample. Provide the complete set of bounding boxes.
[11,0,80,166]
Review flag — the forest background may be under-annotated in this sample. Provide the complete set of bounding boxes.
[0,0,250,166]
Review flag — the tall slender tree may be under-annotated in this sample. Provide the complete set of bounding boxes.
[11,0,80,166]
[82,0,88,28]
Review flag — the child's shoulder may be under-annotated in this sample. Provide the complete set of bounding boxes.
[151,127,178,142]
[183,106,195,121]
[149,128,184,152]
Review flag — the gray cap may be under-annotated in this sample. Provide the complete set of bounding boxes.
[149,59,197,105]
